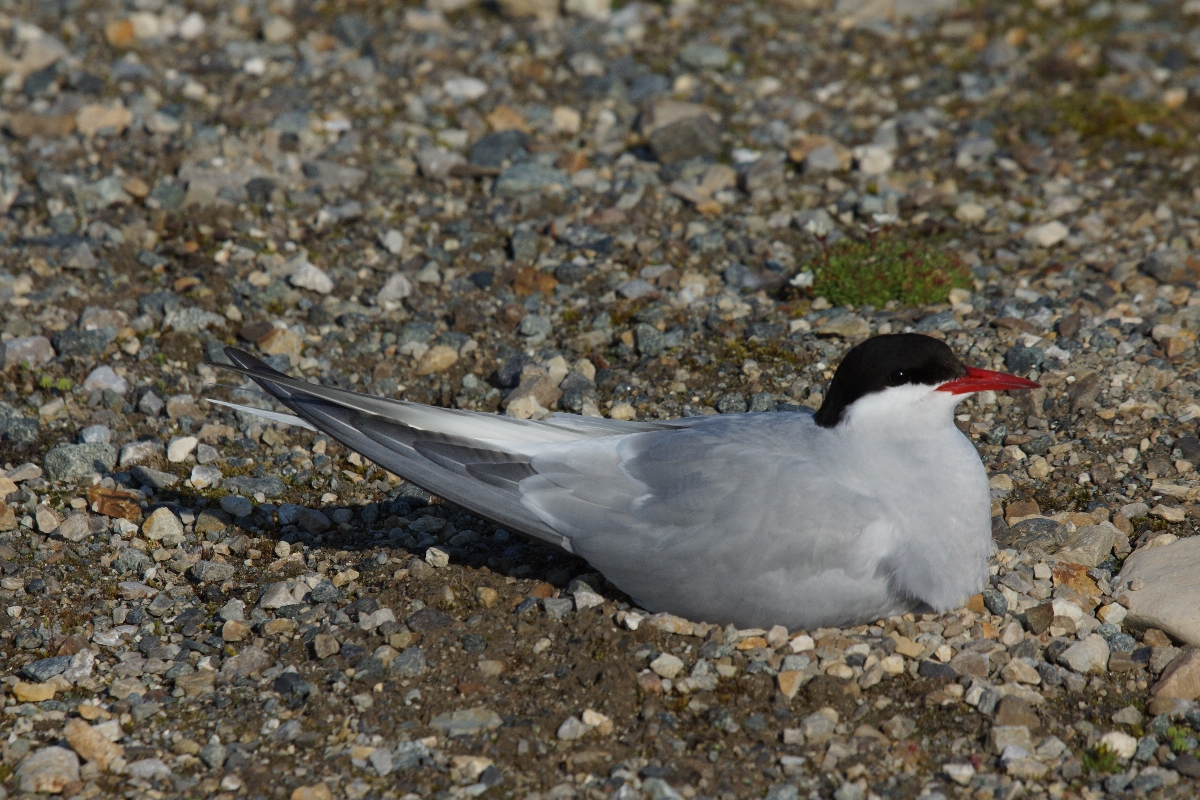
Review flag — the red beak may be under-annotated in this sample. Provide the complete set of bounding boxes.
[936,366,1041,395]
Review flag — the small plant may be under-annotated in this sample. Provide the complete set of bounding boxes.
[54,378,72,393]
[38,375,52,390]
[1167,725,1192,753]
[1083,743,1122,774]
[809,235,971,308]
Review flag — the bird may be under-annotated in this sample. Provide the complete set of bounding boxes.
[208,333,1038,630]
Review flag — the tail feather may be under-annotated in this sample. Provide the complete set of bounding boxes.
[211,347,581,548]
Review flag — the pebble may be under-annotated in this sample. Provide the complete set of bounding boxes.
[430,707,504,736]
[142,507,184,545]
[17,747,80,793]
[288,259,335,294]
[220,495,254,517]
[1058,634,1110,675]
[44,443,117,481]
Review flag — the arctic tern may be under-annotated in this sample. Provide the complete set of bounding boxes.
[210,333,1038,629]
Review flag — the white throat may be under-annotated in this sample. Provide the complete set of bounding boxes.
[838,384,967,441]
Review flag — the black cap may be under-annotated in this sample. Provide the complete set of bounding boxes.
[814,334,967,428]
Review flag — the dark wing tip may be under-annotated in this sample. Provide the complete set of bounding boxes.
[217,346,283,376]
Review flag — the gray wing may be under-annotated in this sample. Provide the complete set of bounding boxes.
[213,348,682,550]
[515,415,912,628]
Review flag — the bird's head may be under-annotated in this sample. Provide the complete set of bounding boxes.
[814,333,1039,432]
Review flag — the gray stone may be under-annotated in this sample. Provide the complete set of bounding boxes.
[470,130,528,168]
[1142,250,1195,285]
[162,307,226,333]
[297,507,331,534]
[1058,634,1110,674]
[138,391,165,417]
[635,323,665,357]
[131,465,179,489]
[79,424,112,444]
[680,42,730,69]
[223,475,285,497]
[430,706,503,736]
[543,597,574,621]
[220,495,254,518]
[190,560,235,582]
[21,655,71,682]
[416,147,465,181]
[995,517,1068,552]
[1056,523,1119,568]
[5,335,55,368]
[142,507,184,544]
[44,442,117,481]
[126,758,171,780]
[57,514,92,542]
[190,464,222,489]
[17,746,79,793]
[258,582,295,609]
[199,741,226,770]
[221,645,270,677]
[392,646,426,677]
[53,327,115,356]
[494,162,570,196]
[1004,345,1045,376]
[114,547,151,575]
[648,116,722,164]
[1116,536,1200,646]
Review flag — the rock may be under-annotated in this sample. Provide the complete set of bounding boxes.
[377,273,412,305]
[126,759,171,781]
[64,719,124,771]
[1004,345,1045,376]
[57,514,92,542]
[131,465,179,489]
[14,681,55,702]
[494,163,569,196]
[1056,523,1119,568]
[1115,536,1200,646]
[1100,731,1138,760]
[220,495,253,517]
[17,747,80,793]
[416,345,459,375]
[54,328,115,356]
[648,116,723,164]
[221,645,270,678]
[430,707,504,736]
[1142,250,1197,285]
[416,147,465,181]
[22,654,71,682]
[1024,221,1069,248]
[222,475,285,497]
[815,315,870,338]
[650,653,685,679]
[44,443,118,481]
[120,440,161,467]
[292,784,333,800]
[470,130,528,168]
[142,507,184,544]
[76,103,133,137]
[79,425,112,445]
[175,671,216,697]
[5,335,55,368]
[190,560,235,582]
[995,517,1066,552]
[988,726,1033,755]
[288,258,334,294]
[1150,649,1200,702]
[313,634,340,659]
[1058,634,1110,674]
[557,715,590,740]
[443,77,488,101]
[1171,753,1200,778]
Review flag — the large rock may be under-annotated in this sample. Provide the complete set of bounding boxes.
[1116,536,1200,646]
[5,335,55,369]
[1151,649,1200,702]
[994,517,1068,553]
[17,746,80,793]
[44,443,118,481]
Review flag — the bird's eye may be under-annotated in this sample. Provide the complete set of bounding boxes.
[889,370,907,385]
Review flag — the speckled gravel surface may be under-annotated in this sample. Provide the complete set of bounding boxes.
[6,0,1200,799]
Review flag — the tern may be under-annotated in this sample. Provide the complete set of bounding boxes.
[210,333,1038,630]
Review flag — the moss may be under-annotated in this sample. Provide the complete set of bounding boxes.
[1050,92,1196,150]
[1083,743,1122,774]
[809,235,970,308]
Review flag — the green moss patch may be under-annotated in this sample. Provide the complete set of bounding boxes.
[810,235,970,308]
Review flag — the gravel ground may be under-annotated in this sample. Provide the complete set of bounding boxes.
[5,0,1200,798]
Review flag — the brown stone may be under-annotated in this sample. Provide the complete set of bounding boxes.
[486,105,529,133]
[1145,629,1173,647]
[63,719,123,771]
[174,671,215,697]
[259,327,304,357]
[312,633,340,659]
[415,344,459,376]
[511,267,557,296]
[967,594,986,614]
[994,696,1041,732]
[104,19,135,48]
[529,582,556,599]
[1151,648,1200,702]
[1005,500,1040,524]
[0,502,19,532]
[8,112,76,139]
[122,177,150,198]
[291,783,333,800]
[87,486,142,522]
[13,682,56,702]
[1025,602,1055,635]
[777,670,808,699]
[948,650,990,679]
